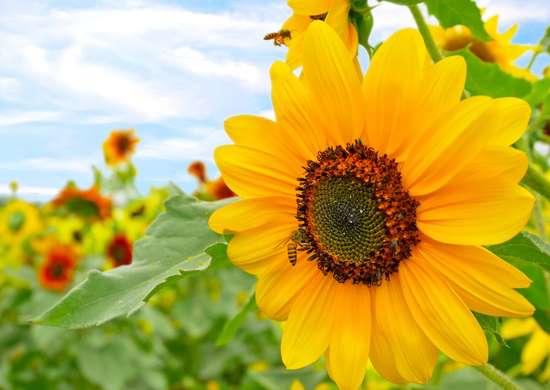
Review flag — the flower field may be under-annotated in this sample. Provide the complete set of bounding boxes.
[1,0,550,389]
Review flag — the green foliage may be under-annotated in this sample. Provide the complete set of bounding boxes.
[34,195,230,328]
[489,233,550,333]
[523,78,550,108]
[456,49,532,97]
[425,0,491,41]
[217,291,257,346]
[381,0,423,5]
[350,4,374,56]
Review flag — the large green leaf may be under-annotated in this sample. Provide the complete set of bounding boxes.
[455,49,532,98]
[489,232,550,273]
[382,0,423,5]
[425,0,491,41]
[33,195,231,328]
[216,291,257,346]
[489,233,550,332]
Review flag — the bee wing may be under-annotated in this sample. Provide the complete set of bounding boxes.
[275,236,291,249]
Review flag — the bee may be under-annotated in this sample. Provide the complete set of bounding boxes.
[309,12,328,21]
[263,29,291,46]
[277,228,309,266]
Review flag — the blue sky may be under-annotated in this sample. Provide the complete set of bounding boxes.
[1,0,549,200]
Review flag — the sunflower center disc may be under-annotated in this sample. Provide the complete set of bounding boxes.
[294,140,420,286]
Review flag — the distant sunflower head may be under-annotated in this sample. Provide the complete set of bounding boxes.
[0,199,42,242]
[106,233,133,267]
[188,160,236,201]
[210,22,535,389]
[502,318,550,381]
[38,244,78,291]
[267,0,357,69]
[103,129,139,166]
[431,15,536,80]
[52,184,112,220]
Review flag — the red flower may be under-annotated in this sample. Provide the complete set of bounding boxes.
[107,234,133,267]
[52,185,112,220]
[38,245,78,291]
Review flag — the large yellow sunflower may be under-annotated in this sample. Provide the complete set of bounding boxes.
[431,15,536,80]
[272,0,357,69]
[209,22,535,389]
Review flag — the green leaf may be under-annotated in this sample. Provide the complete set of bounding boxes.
[474,313,506,346]
[488,232,550,332]
[488,232,550,273]
[216,292,257,346]
[455,49,532,98]
[33,195,231,328]
[350,8,374,54]
[425,0,491,41]
[522,78,550,108]
[381,0,423,5]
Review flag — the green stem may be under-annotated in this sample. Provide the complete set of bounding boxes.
[408,4,442,62]
[523,165,550,201]
[534,195,546,237]
[474,364,523,390]
[526,51,540,71]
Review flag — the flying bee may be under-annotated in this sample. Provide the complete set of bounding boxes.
[277,228,309,266]
[263,29,291,46]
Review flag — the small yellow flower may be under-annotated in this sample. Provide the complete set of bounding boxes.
[431,15,536,80]
[272,0,357,69]
[103,129,139,166]
[0,200,42,242]
[502,318,550,381]
[210,22,534,389]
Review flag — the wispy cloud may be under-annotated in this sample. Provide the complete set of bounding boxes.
[0,157,95,173]
[0,111,63,127]
[0,183,58,198]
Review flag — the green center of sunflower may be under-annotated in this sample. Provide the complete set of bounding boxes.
[293,140,420,286]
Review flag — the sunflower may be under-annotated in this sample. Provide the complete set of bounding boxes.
[0,199,42,242]
[431,15,536,80]
[52,184,112,220]
[269,0,357,69]
[103,129,139,166]
[188,161,235,201]
[209,22,535,389]
[106,233,133,267]
[38,244,78,291]
[502,318,550,381]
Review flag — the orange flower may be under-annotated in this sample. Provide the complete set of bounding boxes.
[106,234,133,267]
[103,129,139,166]
[38,244,78,291]
[52,185,112,220]
[188,161,235,200]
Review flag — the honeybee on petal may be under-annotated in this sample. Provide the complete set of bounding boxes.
[263,29,291,46]
[277,228,309,266]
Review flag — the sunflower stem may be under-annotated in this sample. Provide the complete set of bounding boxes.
[408,4,442,63]
[534,195,546,237]
[525,50,540,71]
[474,364,523,390]
[523,165,550,201]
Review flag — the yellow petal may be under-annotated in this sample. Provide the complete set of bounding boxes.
[418,182,534,246]
[488,98,531,146]
[281,272,335,369]
[399,257,488,365]
[225,114,305,170]
[522,331,549,374]
[325,0,357,54]
[402,96,493,196]
[415,240,533,317]
[363,29,430,159]
[227,220,296,275]
[370,277,438,384]
[326,282,371,390]
[302,21,364,146]
[282,15,310,69]
[501,318,537,339]
[209,196,295,234]
[215,145,299,199]
[398,55,466,161]
[288,0,332,15]
[270,61,325,155]
[256,257,318,320]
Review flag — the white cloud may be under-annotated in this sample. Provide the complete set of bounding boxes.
[0,157,94,173]
[171,46,267,90]
[0,184,58,198]
[0,111,62,127]
[137,128,230,162]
